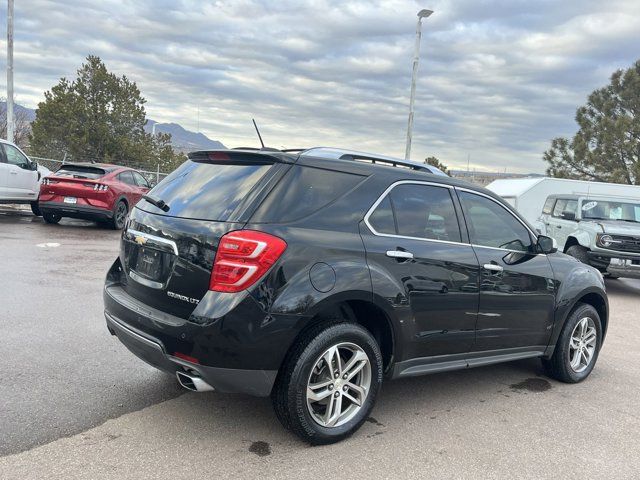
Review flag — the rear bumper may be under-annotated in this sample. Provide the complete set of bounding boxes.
[104,284,278,397]
[587,251,640,279]
[39,201,113,221]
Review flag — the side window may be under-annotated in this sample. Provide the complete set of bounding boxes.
[132,171,149,188]
[251,165,363,223]
[459,191,532,252]
[3,144,29,168]
[368,196,396,235]
[368,183,462,242]
[552,199,568,218]
[118,171,136,186]
[542,197,556,215]
[564,200,578,218]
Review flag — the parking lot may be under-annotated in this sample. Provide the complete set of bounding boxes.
[1,206,640,479]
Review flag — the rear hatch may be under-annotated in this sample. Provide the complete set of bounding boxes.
[118,151,291,319]
[42,165,110,207]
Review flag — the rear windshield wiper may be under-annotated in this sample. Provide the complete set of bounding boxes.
[142,195,170,212]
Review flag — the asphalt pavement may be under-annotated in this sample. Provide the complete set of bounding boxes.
[1,205,640,479]
[0,207,183,457]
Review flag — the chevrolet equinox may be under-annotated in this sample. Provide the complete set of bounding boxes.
[104,147,608,444]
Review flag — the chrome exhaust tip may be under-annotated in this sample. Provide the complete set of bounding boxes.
[176,371,214,392]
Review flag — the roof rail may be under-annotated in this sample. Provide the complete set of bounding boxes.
[299,147,446,176]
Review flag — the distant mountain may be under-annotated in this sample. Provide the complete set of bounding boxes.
[0,102,37,122]
[145,120,225,152]
[1,102,225,152]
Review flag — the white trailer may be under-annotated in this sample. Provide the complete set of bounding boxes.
[485,177,640,224]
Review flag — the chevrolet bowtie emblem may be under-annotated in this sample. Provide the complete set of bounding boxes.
[134,235,147,246]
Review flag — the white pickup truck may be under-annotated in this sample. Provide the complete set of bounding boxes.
[0,138,50,216]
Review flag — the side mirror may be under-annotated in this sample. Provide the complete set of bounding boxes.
[537,235,558,254]
[561,211,576,221]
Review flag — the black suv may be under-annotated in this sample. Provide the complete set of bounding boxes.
[104,147,608,444]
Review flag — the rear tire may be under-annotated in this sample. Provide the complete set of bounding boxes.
[272,322,383,445]
[30,201,42,216]
[566,245,590,265]
[109,200,128,230]
[542,303,602,383]
[42,212,61,224]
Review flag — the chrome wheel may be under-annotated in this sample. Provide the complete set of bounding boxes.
[569,317,597,373]
[306,342,371,428]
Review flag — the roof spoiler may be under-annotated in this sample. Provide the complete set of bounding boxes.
[188,149,297,164]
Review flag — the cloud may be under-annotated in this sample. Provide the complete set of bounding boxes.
[2,0,639,172]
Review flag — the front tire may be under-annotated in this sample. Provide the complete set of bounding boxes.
[566,245,590,265]
[42,212,61,224]
[543,303,602,383]
[272,322,383,445]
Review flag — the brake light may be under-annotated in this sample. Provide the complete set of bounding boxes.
[209,230,287,293]
[93,184,109,191]
[207,151,231,161]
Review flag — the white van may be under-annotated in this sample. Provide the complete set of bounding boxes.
[486,177,640,228]
[0,139,50,215]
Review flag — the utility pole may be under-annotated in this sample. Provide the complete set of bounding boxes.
[6,0,15,143]
[404,8,433,160]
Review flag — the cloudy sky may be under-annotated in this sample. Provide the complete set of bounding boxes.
[2,0,639,172]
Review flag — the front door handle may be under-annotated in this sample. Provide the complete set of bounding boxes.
[386,250,414,260]
[483,263,503,272]
[10,171,18,175]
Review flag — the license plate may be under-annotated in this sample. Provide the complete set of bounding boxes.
[63,196,77,204]
[135,248,162,280]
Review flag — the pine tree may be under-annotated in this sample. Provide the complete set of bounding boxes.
[544,60,640,184]
[30,55,184,170]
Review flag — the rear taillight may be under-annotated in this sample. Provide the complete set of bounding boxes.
[209,230,287,293]
[93,184,109,191]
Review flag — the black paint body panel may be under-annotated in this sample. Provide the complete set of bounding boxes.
[103,150,608,395]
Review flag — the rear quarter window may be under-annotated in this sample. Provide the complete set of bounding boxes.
[139,159,274,221]
[251,165,364,223]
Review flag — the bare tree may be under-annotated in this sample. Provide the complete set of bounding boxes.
[1,99,32,148]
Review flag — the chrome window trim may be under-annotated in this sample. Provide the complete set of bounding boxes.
[363,180,470,248]
[125,228,179,255]
[363,181,545,256]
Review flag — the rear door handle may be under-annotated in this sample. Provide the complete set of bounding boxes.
[483,263,503,272]
[386,250,414,260]
[10,171,18,175]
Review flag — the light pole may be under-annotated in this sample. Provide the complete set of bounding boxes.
[6,0,15,143]
[404,8,433,160]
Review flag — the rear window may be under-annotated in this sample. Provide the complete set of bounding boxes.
[55,165,106,179]
[251,165,363,223]
[140,159,273,221]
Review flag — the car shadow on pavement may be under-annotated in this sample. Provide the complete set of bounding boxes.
[154,357,555,453]
[605,278,640,297]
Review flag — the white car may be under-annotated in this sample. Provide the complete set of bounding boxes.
[0,138,50,216]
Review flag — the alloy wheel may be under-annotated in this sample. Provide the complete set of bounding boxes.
[306,342,371,428]
[115,202,127,228]
[569,317,597,373]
